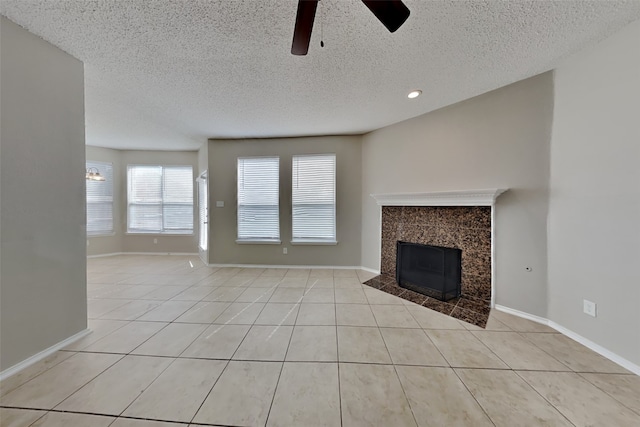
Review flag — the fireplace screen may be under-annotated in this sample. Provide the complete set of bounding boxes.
[396,241,461,301]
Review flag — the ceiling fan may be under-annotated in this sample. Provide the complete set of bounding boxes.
[291,0,410,55]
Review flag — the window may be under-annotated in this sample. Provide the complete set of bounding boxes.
[292,154,336,243]
[86,161,114,235]
[127,165,194,234]
[198,173,208,251]
[237,156,280,243]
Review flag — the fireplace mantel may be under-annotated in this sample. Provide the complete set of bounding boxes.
[371,188,507,207]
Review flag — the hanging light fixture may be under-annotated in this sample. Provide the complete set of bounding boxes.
[86,167,106,181]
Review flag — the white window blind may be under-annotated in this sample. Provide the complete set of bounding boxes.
[237,156,280,242]
[198,174,208,251]
[292,154,336,242]
[86,161,114,235]
[127,165,194,234]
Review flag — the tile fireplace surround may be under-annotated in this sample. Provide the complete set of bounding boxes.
[366,190,506,328]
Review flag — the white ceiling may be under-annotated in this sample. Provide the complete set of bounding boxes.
[2,1,640,150]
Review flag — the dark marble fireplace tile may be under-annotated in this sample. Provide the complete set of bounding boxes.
[379,283,407,298]
[458,228,491,254]
[450,306,488,328]
[402,206,438,226]
[379,274,396,286]
[462,249,492,278]
[363,277,385,289]
[457,297,491,316]
[462,273,491,299]
[399,289,429,306]
[422,298,456,316]
[382,207,402,232]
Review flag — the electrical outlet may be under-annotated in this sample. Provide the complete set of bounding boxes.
[153,238,158,244]
[283,247,288,255]
[583,299,597,317]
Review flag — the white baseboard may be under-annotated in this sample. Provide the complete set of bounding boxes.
[494,304,550,326]
[87,252,124,258]
[88,252,199,258]
[0,329,91,381]
[124,252,199,256]
[207,263,364,270]
[495,305,640,376]
[548,321,640,376]
[360,266,381,275]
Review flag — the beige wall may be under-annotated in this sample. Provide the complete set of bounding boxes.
[548,19,640,365]
[85,147,199,255]
[121,150,199,253]
[208,136,362,266]
[361,73,554,317]
[0,17,87,370]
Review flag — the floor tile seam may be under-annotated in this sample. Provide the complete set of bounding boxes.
[448,364,498,426]
[116,352,185,419]
[388,362,420,427]
[115,320,172,358]
[0,351,79,398]
[43,353,125,413]
[185,358,232,425]
[415,326,451,368]
[264,280,312,427]
[226,277,292,362]
[10,407,200,426]
[575,372,640,417]
[332,279,344,427]
[466,329,542,366]
[463,327,513,369]
[511,369,579,426]
[517,332,635,376]
[512,331,574,371]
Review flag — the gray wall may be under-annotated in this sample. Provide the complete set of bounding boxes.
[86,147,199,255]
[361,73,554,317]
[208,136,362,266]
[548,19,640,365]
[0,17,87,370]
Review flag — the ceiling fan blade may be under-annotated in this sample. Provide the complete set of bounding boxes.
[291,0,319,56]
[361,0,410,33]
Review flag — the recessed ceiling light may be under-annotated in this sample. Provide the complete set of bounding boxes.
[407,90,422,99]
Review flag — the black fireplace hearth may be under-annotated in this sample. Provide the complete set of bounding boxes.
[396,241,462,301]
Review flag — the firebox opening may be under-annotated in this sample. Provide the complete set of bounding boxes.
[396,241,462,302]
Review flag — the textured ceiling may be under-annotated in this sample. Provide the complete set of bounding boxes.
[2,1,640,150]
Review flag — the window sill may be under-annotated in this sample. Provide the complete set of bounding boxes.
[291,240,338,246]
[87,232,116,237]
[126,232,195,236]
[236,239,282,245]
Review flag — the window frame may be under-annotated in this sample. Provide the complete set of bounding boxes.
[236,156,281,244]
[291,153,337,245]
[126,164,195,235]
[86,160,115,237]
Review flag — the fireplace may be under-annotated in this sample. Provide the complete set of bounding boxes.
[396,241,461,301]
[365,189,507,328]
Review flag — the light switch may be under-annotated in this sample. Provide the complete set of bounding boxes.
[216,201,224,208]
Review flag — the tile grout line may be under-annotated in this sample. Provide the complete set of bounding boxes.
[575,372,640,417]
[449,367,497,426]
[335,274,344,427]
[370,295,419,427]
[511,370,578,426]
[263,273,311,426]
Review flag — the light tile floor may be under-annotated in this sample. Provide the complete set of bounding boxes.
[1,255,639,427]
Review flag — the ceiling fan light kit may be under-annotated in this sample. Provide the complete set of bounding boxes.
[291,0,410,56]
